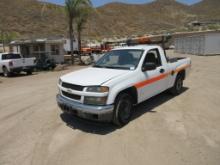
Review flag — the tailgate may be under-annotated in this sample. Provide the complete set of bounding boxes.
[11,59,24,68]
[22,58,36,67]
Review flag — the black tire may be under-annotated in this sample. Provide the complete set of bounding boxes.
[113,93,133,127]
[170,74,184,95]
[26,70,32,75]
[3,67,11,77]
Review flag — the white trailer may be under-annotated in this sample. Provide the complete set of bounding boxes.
[63,39,78,53]
[174,32,220,55]
[10,38,65,63]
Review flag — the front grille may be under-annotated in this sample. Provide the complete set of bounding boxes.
[62,82,84,91]
[62,91,81,100]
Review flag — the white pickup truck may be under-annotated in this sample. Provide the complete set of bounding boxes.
[0,53,36,77]
[57,45,191,126]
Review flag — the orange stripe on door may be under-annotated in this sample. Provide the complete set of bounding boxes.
[134,64,190,89]
[134,73,169,89]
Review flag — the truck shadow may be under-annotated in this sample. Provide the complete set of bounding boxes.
[132,87,188,120]
[0,73,38,78]
[60,87,188,135]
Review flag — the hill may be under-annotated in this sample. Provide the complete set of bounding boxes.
[191,0,220,20]
[0,0,66,38]
[86,0,194,38]
[0,0,219,39]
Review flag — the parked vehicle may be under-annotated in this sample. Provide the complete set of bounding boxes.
[0,53,36,77]
[57,45,191,126]
[35,58,56,71]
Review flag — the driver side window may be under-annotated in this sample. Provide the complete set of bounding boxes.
[143,49,162,67]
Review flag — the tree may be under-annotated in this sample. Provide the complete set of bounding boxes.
[0,31,18,52]
[65,0,92,65]
[0,31,5,52]
[76,7,90,62]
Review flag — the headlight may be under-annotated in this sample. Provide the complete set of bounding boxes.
[58,78,62,85]
[84,96,108,106]
[86,86,109,93]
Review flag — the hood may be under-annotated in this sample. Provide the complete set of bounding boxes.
[61,67,129,86]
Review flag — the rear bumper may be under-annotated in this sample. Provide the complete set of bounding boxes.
[9,66,35,72]
[10,67,23,73]
[56,94,114,122]
[22,66,35,71]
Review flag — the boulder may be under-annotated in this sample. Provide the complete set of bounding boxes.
[54,64,67,71]
[81,56,93,65]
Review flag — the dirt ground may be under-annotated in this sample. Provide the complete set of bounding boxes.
[0,51,220,165]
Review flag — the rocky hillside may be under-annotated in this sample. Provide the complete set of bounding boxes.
[191,0,220,20]
[0,0,219,39]
[86,0,194,38]
[0,0,66,38]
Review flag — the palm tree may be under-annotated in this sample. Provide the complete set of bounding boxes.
[65,0,92,65]
[76,7,90,62]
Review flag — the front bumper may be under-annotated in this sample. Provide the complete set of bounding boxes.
[56,94,114,122]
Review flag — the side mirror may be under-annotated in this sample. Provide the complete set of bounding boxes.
[142,63,157,72]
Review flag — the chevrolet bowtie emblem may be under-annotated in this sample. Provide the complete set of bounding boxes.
[66,89,72,93]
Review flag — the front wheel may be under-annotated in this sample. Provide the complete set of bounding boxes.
[113,93,133,127]
[170,75,183,95]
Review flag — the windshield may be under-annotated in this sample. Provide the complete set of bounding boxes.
[2,54,21,60]
[94,49,144,70]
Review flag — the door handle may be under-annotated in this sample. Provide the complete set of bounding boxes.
[160,68,165,73]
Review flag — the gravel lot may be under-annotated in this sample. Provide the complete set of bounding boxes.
[0,51,220,165]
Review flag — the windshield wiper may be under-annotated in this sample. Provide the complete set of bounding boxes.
[105,66,130,70]
[93,65,105,68]
[94,65,130,70]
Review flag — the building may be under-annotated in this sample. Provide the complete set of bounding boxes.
[174,31,220,55]
[10,38,66,63]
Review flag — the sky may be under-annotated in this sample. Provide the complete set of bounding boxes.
[43,0,202,7]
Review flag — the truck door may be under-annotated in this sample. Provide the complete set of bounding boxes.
[136,48,168,103]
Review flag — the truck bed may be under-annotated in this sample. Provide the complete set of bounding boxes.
[167,57,187,63]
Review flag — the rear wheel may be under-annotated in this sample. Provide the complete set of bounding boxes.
[3,67,11,77]
[170,74,183,95]
[113,93,133,127]
[26,70,32,75]
[15,71,21,75]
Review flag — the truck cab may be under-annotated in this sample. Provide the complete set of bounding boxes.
[57,45,191,126]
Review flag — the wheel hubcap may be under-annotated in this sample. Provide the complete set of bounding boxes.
[3,70,7,76]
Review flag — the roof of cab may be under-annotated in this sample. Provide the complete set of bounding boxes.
[112,45,161,51]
